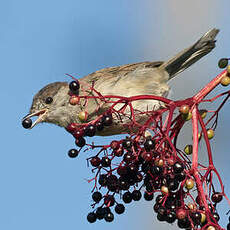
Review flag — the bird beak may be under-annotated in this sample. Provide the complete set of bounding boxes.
[22,108,48,129]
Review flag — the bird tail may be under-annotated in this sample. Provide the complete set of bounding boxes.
[159,28,219,79]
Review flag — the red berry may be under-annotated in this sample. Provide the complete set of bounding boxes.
[90,156,101,167]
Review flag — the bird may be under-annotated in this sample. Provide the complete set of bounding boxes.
[22,28,219,136]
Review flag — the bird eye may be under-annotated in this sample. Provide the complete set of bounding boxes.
[45,97,53,104]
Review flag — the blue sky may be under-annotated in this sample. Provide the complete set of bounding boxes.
[1,0,230,230]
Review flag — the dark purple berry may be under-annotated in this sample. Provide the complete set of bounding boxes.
[96,120,104,131]
[122,139,132,149]
[212,212,220,222]
[175,171,186,182]
[123,152,133,163]
[22,118,32,129]
[173,162,184,174]
[122,191,132,203]
[68,149,79,158]
[157,213,165,221]
[190,211,201,224]
[92,191,102,203]
[103,114,113,126]
[155,194,164,204]
[73,129,84,138]
[101,157,111,167]
[151,165,163,175]
[96,207,105,220]
[69,80,80,93]
[98,174,107,186]
[104,212,114,222]
[75,137,86,147]
[118,178,130,190]
[115,203,125,214]
[144,192,153,201]
[90,156,101,167]
[87,212,96,223]
[177,218,191,229]
[132,190,142,201]
[211,192,223,203]
[168,179,179,191]
[85,125,96,137]
[144,138,155,151]
[166,211,176,223]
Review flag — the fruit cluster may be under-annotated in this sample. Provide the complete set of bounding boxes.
[22,59,230,229]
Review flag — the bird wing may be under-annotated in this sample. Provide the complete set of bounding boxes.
[81,61,163,83]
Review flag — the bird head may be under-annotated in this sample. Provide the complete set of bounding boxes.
[22,82,80,129]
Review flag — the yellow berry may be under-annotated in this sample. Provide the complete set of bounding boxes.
[179,105,190,114]
[199,109,207,119]
[155,158,164,167]
[200,213,206,223]
[78,111,88,122]
[220,76,230,86]
[161,185,169,194]
[187,203,196,210]
[207,226,215,230]
[184,145,193,155]
[227,65,230,74]
[198,132,202,141]
[185,178,194,190]
[207,129,214,139]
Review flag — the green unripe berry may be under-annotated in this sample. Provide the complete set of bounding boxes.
[218,58,228,69]
[199,109,207,119]
[184,145,193,155]
[207,129,214,139]
[182,111,192,121]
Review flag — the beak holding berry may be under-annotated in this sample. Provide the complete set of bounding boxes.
[22,109,48,129]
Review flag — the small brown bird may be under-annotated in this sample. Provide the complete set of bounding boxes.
[22,28,219,136]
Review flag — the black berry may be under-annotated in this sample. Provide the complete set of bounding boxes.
[115,203,125,214]
[87,212,96,223]
[92,191,102,203]
[211,192,223,203]
[122,191,132,203]
[69,80,80,93]
[104,212,114,222]
[101,157,111,167]
[166,211,176,223]
[131,190,142,201]
[173,162,184,174]
[144,192,153,201]
[96,121,104,131]
[75,137,86,147]
[22,118,32,129]
[98,174,107,186]
[103,114,113,126]
[85,125,96,137]
[68,149,79,158]
[90,156,101,167]
[144,138,155,151]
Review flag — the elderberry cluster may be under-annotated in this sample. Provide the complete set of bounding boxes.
[71,135,223,229]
